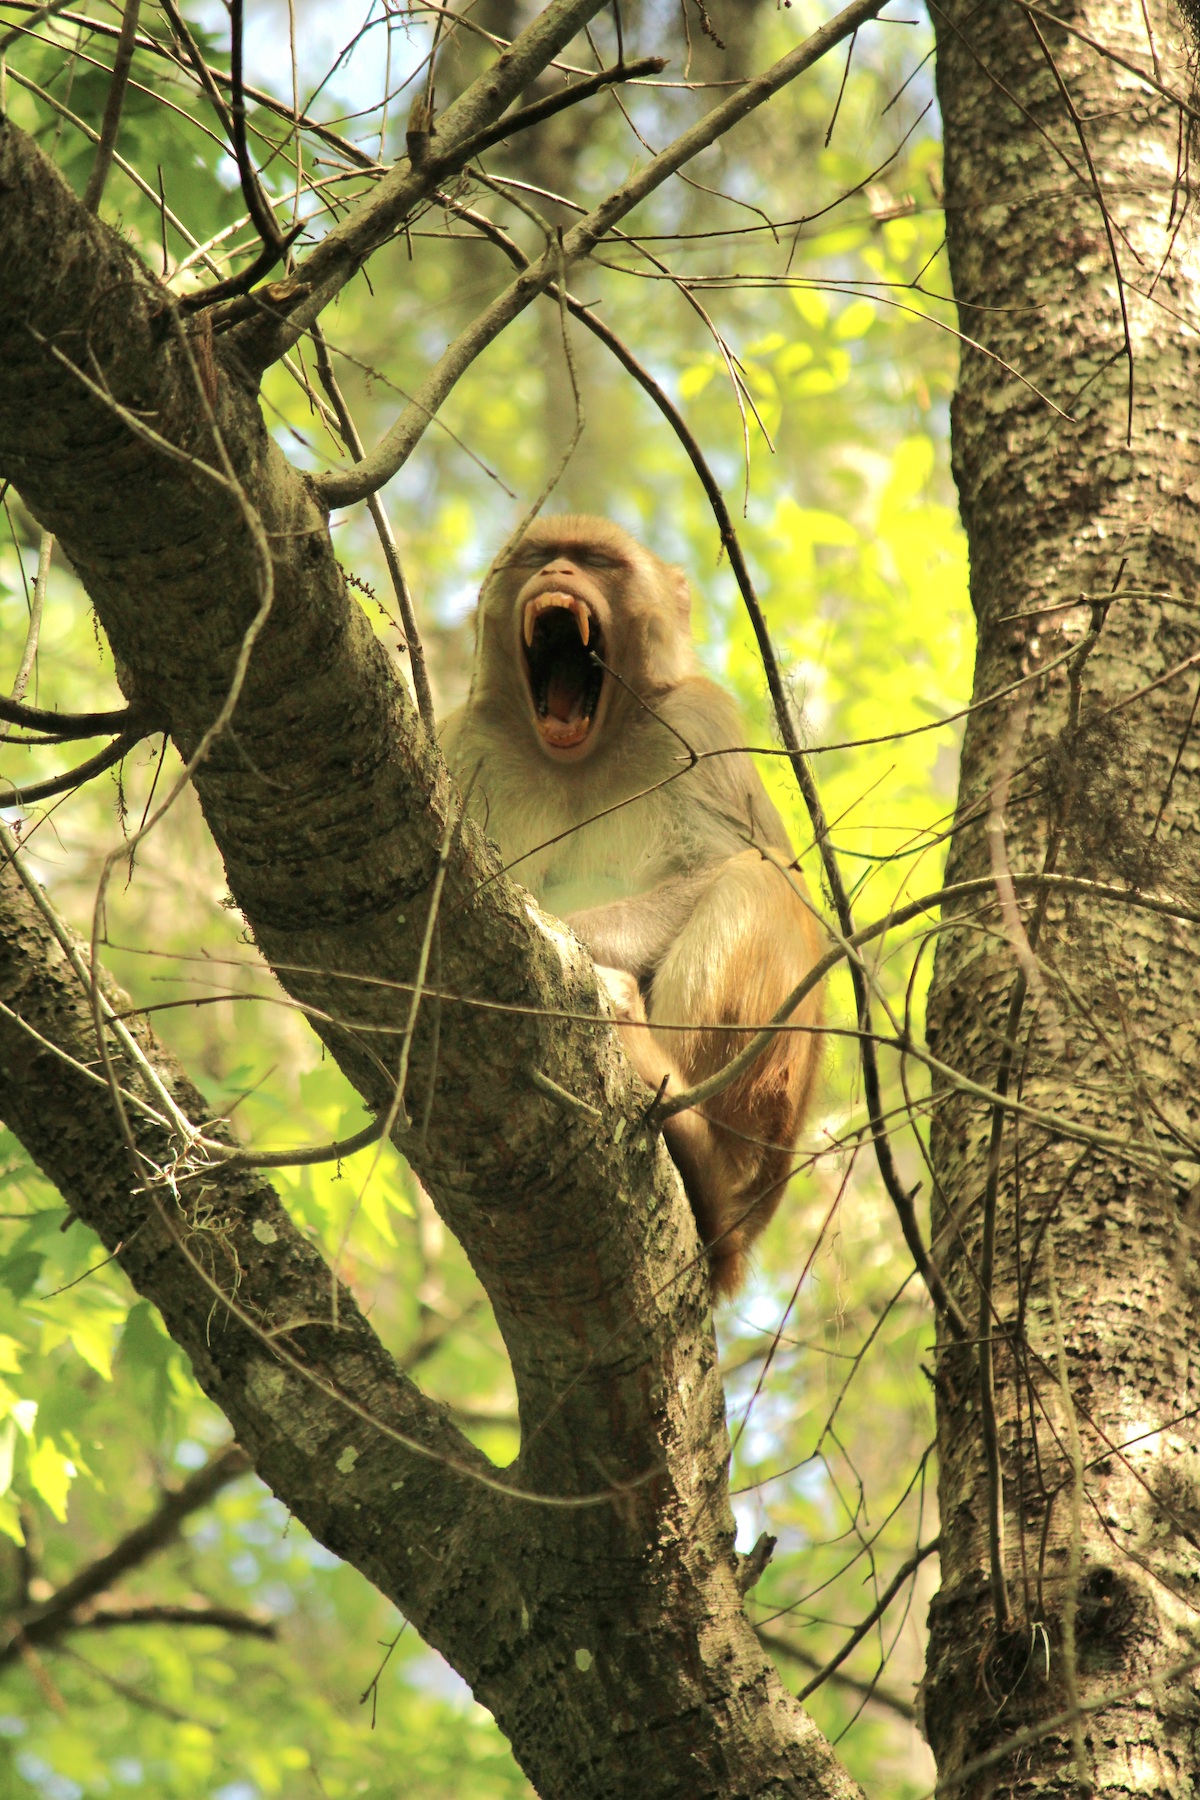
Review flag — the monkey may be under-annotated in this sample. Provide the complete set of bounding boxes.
[440,515,824,1297]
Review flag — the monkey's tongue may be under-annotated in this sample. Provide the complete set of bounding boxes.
[546,670,586,723]
[542,672,590,745]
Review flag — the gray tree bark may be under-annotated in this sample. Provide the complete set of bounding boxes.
[925,2,1200,1793]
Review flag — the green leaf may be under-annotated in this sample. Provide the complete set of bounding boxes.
[0,1418,16,1495]
[0,1494,24,1545]
[28,1436,76,1521]
[0,1250,45,1300]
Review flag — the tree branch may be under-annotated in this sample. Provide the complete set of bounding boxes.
[0,846,500,1653]
[228,0,618,370]
[77,1603,277,1639]
[0,696,150,743]
[0,727,145,805]
[758,1628,917,1723]
[455,54,666,160]
[80,0,141,214]
[792,1539,941,1704]
[309,324,436,732]
[0,1444,251,1664]
[316,0,890,506]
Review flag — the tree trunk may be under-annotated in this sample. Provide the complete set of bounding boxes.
[925,3,1200,1792]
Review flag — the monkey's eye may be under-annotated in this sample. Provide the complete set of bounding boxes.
[574,550,621,571]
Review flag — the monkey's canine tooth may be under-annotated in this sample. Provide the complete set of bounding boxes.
[522,593,591,647]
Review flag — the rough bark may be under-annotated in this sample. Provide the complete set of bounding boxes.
[926,3,1200,1793]
[0,100,863,1800]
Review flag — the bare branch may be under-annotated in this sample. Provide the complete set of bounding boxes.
[758,1628,917,1722]
[316,0,890,505]
[0,728,145,805]
[81,0,142,214]
[793,1539,941,1704]
[79,1603,277,1640]
[456,54,666,160]
[309,325,436,731]
[230,0,619,367]
[8,531,51,706]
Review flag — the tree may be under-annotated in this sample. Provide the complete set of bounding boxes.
[0,0,1195,1795]
[924,4,1200,1792]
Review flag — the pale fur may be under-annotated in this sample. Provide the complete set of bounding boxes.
[442,516,823,1295]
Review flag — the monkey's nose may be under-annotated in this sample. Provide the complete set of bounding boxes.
[540,559,578,578]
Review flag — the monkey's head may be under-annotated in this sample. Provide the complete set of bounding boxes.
[475,515,696,762]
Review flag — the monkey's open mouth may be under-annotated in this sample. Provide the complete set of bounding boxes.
[522,593,605,749]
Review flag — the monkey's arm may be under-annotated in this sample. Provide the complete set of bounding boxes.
[564,869,716,984]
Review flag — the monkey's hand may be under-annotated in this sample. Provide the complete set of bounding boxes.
[594,964,646,1024]
[596,961,688,1102]
[595,964,679,1100]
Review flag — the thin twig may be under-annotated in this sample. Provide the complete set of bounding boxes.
[313,0,889,498]
[309,323,435,730]
[456,54,665,160]
[0,729,144,805]
[231,0,621,363]
[793,1538,941,1702]
[1024,8,1134,442]
[81,0,141,213]
[0,0,74,52]
[8,530,52,705]
[330,784,466,1321]
[80,1602,275,1639]
[0,1445,250,1665]
[758,1626,916,1720]
[1045,1231,1092,1792]
[228,0,283,252]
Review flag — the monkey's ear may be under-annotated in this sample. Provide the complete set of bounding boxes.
[669,566,693,635]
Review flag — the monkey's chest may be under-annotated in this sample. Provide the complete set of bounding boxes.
[534,828,669,916]
[487,777,684,913]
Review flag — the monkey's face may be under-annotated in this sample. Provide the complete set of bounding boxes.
[477,517,695,764]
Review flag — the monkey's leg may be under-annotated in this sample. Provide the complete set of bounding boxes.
[646,850,824,1295]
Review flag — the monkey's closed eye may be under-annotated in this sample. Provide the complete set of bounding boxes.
[574,550,622,571]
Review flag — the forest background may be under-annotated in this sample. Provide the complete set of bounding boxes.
[0,1,971,1794]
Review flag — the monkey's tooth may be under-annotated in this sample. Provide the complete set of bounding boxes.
[524,591,594,650]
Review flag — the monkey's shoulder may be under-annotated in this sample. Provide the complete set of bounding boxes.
[655,674,745,750]
[437,702,469,770]
[657,676,793,855]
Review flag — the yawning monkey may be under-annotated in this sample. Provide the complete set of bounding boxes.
[442,515,823,1296]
